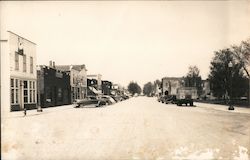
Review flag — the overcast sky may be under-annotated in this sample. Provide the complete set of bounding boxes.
[1,1,250,87]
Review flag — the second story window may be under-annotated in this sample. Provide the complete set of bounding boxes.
[15,52,19,70]
[23,55,26,72]
[30,56,33,74]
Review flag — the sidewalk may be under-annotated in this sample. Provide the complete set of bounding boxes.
[2,104,75,119]
[196,102,250,114]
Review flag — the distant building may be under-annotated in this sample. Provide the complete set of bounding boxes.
[37,65,71,108]
[1,31,37,111]
[56,64,87,102]
[101,80,112,95]
[201,79,211,99]
[162,77,184,96]
[111,84,123,95]
[87,74,102,90]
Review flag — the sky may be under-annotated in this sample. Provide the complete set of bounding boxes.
[1,1,250,87]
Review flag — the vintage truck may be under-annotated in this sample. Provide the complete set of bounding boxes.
[176,87,197,106]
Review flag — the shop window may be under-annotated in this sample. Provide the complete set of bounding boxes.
[24,81,27,88]
[11,89,14,104]
[11,79,14,87]
[15,89,18,103]
[10,79,19,104]
[15,79,18,88]
[23,80,28,103]
[28,81,36,103]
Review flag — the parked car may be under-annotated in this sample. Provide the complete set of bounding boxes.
[121,95,129,100]
[102,95,116,104]
[95,96,115,107]
[110,95,122,102]
[74,96,98,108]
[157,95,176,104]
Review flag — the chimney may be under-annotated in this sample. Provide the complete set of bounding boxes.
[53,61,55,68]
[49,61,52,67]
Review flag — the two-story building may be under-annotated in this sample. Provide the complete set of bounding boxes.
[37,64,71,108]
[162,77,184,96]
[1,31,37,111]
[56,64,87,102]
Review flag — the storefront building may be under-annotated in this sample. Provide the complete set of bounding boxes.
[56,64,87,102]
[5,31,37,111]
[37,65,71,108]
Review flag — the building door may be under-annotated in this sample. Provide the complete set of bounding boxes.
[23,80,28,109]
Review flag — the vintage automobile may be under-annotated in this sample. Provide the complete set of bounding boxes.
[158,95,176,104]
[74,96,98,108]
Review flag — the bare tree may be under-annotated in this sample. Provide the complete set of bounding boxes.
[231,38,250,78]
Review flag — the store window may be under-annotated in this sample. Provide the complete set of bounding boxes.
[11,82,14,104]
[10,79,19,104]
[29,81,36,103]
[23,81,28,103]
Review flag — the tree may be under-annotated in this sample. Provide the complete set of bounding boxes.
[231,38,250,105]
[208,48,248,99]
[184,65,202,96]
[127,81,141,95]
[231,38,250,78]
[143,82,153,96]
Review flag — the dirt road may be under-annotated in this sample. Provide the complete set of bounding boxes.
[2,97,250,159]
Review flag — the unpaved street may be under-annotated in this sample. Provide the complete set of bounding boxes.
[2,97,250,160]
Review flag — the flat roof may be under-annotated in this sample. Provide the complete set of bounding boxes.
[7,31,37,45]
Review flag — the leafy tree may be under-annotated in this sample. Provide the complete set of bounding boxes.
[208,48,248,99]
[127,81,141,95]
[143,82,153,96]
[184,65,202,96]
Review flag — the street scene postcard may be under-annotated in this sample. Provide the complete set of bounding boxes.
[1,1,250,160]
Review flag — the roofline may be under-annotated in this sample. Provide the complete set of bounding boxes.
[55,64,87,70]
[7,31,37,45]
[162,77,184,80]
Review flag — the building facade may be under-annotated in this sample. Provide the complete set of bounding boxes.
[37,65,71,108]
[2,31,37,111]
[87,74,102,90]
[56,64,87,102]
[162,77,184,96]
[101,80,112,95]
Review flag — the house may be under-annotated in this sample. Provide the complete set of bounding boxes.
[37,65,71,108]
[1,31,37,111]
[56,64,87,102]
